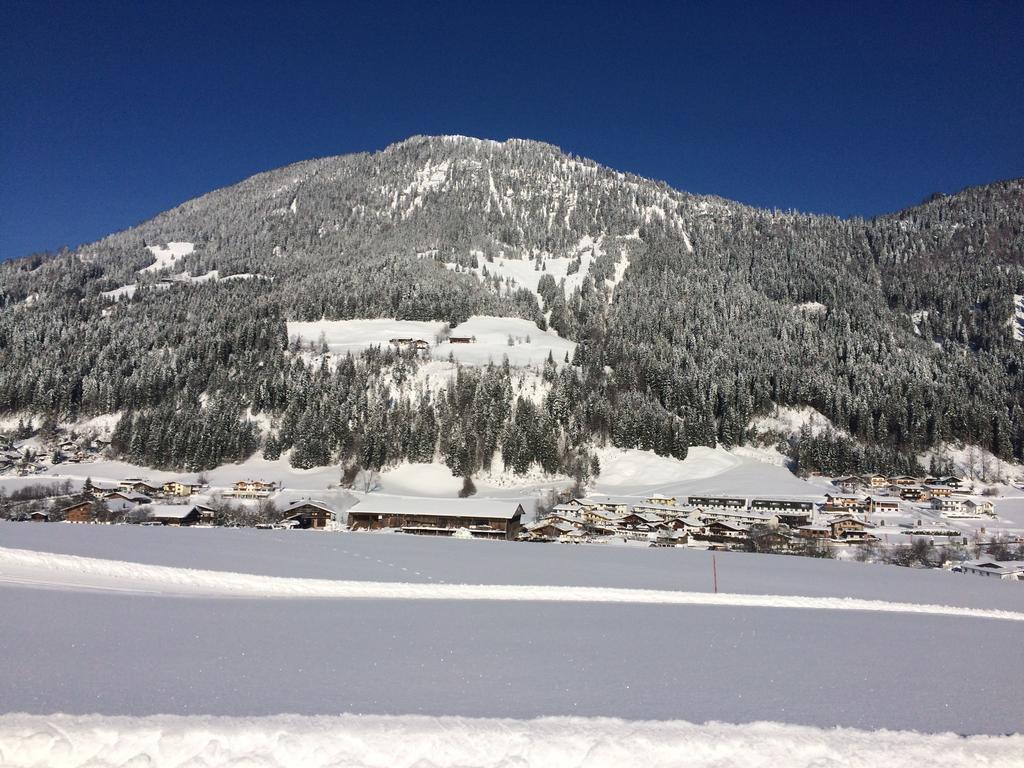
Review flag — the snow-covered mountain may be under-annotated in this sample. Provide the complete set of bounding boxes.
[1,136,1022,477]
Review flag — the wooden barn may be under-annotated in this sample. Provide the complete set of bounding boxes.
[347,498,523,539]
[144,504,202,526]
[281,500,336,529]
[61,500,94,524]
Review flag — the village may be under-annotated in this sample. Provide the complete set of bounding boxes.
[3,459,1023,580]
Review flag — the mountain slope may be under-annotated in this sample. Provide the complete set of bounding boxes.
[1,136,1022,477]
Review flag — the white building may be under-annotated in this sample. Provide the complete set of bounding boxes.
[959,559,1024,580]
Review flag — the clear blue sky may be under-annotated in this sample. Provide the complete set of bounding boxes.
[2,0,1022,261]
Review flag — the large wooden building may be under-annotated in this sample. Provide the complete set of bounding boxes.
[281,500,336,529]
[61,500,94,524]
[347,498,523,539]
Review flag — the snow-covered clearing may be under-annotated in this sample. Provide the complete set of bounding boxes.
[1013,294,1023,342]
[288,318,444,355]
[1,714,1018,768]
[286,315,575,368]
[443,235,630,302]
[793,301,827,314]
[447,315,575,366]
[749,405,843,438]
[138,242,194,274]
[100,283,136,299]
[3,545,1019,622]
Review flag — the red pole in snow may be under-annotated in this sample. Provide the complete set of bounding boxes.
[712,554,718,594]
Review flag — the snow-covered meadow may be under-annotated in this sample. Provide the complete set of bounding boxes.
[286,314,576,368]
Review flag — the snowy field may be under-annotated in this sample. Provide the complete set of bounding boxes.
[3,441,1024,765]
[138,241,194,273]
[286,315,575,367]
[1,526,1022,765]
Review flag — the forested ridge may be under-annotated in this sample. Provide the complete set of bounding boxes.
[1,135,1022,477]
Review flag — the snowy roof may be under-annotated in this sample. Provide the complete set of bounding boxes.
[351,496,523,520]
[962,559,1024,574]
[283,499,336,514]
[707,521,749,532]
[528,519,575,534]
[631,502,683,513]
[624,512,664,524]
[109,491,151,502]
[146,504,197,520]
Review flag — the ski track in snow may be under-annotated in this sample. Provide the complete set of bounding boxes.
[0,713,1019,768]
[1,546,1021,622]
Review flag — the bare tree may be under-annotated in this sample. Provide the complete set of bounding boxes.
[357,468,381,493]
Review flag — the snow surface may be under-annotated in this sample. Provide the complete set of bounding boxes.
[139,242,194,274]
[0,550,1020,734]
[1,714,1019,768]
[1013,294,1023,342]
[2,523,1021,613]
[3,546,1019,622]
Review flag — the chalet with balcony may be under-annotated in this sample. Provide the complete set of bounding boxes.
[281,500,336,529]
[828,516,875,540]
[645,494,677,506]
[888,475,920,487]
[867,497,900,515]
[60,500,94,523]
[228,479,278,499]
[832,476,865,492]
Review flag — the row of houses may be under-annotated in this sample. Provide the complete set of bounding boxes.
[833,474,965,491]
[89,478,281,501]
[524,502,877,548]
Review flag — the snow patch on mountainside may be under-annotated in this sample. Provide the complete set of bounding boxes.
[750,405,843,437]
[101,284,139,300]
[911,309,929,335]
[446,315,575,366]
[794,301,827,315]
[287,316,574,369]
[287,318,445,355]
[139,242,194,274]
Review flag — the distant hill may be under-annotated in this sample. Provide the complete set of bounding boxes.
[1,136,1022,477]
